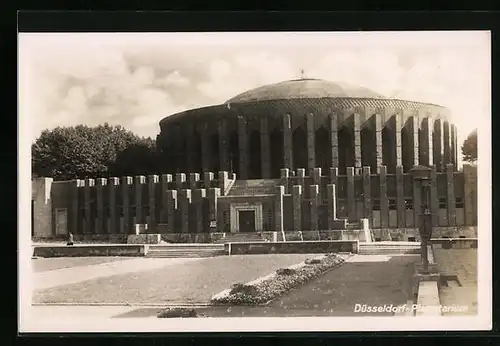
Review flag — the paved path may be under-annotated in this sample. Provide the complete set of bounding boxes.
[33,257,202,290]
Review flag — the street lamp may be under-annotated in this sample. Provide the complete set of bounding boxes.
[410,165,433,273]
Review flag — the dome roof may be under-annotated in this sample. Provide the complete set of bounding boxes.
[225,78,385,104]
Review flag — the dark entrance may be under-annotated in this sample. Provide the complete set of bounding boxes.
[238,210,256,233]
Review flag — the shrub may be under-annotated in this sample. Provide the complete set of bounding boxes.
[305,258,321,265]
[276,268,297,276]
[157,308,198,318]
[229,283,258,296]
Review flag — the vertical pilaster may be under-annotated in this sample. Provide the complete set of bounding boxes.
[201,122,211,173]
[375,114,383,172]
[135,176,145,225]
[292,185,302,232]
[208,188,221,229]
[327,184,337,228]
[160,174,172,223]
[280,168,290,194]
[218,118,229,171]
[411,115,419,167]
[443,122,451,166]
[421,116,433,166]
[274,186,285,232]
[96,178,106,234]
[193,189,207,233]
[446,164,456,226]
[32,178,53,238]
[329,167,338,187]
[330,114,339,168]
[362,166,372,219]
[395,165,405,228]
[71,179,80,234]
[463,164,477,226]
[450,124,456,169]
[347,167,355,221]
[148,175,159,231]
[412,173,421,230]
[218,171,228,193]
[430,165,439,226]
[283,113,293,169]
[379,166,389,228]
[434,118,444,171]
[238,117,248,179]
[108,177,119,234]
[307,113,316,170]
[312,167,321,200]
[310,185,319,230]
[203,172,214,190]
[166,190,178,233]
[175,173,186,191]
[353,113,362,169]
[260,117,271,178]
[296,168,305,193]
[121,177,132,234]
[189,173,200,191]
[395,112,403,168]
[179,189,192,233]
[84,178,94,234]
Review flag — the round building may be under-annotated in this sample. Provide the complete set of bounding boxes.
[157,78,458,178]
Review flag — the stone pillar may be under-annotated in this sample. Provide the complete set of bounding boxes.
[362,166,372,219]
[330,114,339,168]
[375,114,383,172]
[453,125,458,171]
[292,185,302,231]
[421,116,433,166]
[260,117,271,178]
[192,188,206,233]
[208,188,221,229]
[121,177,132,234]
[434,119,444,171]
[443,122,451,166]
[450,124,456,170]
[166,190,178,233]
[346,167,355,221]
[160,174,172,223]
[379,166,389,228]
[238,117,248,179]
[148,175,159,232]
[108,177,119,234]
[201,122,211,173]
[310,185,319,230]
[296,168,305,192]
[463,164,477,226]
[179,189,192,233]
[32,177,53,238]
[84,178,94,234]
[395,165,405,228]
[135,176,146,225]
[307,113,316,170]
[189,173,200,191]
[175,173,186,191]
[96,178,106,234]
[70,179,80,234]
[218,119,229,171]
[446,164,456,226]
[412,173,422,231]
[280,168,290,194]
[329,167,338,187]
[218,171,229,193]
[411,115,419,168]
[274,185,285,232]
[203,172,214,190]
[395,112,403,168]
[353,113,362,169]
[430,165,439,226]
[283,113,293,169]
[327,184,337,228]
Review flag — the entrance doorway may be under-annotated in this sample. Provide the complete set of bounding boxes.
[238,210,256,233]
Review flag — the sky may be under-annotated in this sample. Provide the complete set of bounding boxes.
[19,31,490,149]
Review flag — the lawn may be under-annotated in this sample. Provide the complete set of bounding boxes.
[31,257,134,273]
[33,254,315,304]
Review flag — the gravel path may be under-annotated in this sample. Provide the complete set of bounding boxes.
[33,254,314,304]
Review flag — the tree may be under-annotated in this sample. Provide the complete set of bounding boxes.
[32,124,160,181]
[461,129,477,163]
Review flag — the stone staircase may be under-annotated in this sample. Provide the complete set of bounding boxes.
[145,244,226,258]
[212,232,266,244]
[228,179,281,196]
[358,241,421,255]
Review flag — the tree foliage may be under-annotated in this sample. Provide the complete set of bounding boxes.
[32,124,161,181]
[461,129,477,163]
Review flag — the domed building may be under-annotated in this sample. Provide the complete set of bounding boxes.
[157,78,458,178]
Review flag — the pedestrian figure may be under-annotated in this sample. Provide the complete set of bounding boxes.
[67,232,74,246]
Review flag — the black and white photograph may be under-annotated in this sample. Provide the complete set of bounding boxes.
[18,30,491,332]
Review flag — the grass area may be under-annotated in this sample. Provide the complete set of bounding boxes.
[33,254,314,304]
[31,257,134,273]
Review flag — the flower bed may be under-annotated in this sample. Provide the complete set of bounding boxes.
[157,308,198,318]
[211,253,350,306]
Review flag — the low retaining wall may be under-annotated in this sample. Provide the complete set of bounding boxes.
[226,240,358,255]
[431,237,478,249]
[127,234,161,244]
[372,226,477,241]
[33,245,147,258]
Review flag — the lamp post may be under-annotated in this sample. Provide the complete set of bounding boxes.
[410,165,433,273]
